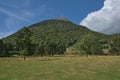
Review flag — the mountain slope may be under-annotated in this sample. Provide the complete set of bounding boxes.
[3,18,103,47]
[2,18,120,56]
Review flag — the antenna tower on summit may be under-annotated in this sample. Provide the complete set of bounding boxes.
[61,12,63,18]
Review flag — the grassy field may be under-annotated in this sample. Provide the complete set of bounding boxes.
[0,56,120,80]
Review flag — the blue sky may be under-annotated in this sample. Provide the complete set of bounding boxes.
[0,0,105,38]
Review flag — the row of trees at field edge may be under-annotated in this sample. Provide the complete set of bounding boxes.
[0,27,120,59]
[14,27,65,60]
[11,27,66,60]
[73,34,120,56]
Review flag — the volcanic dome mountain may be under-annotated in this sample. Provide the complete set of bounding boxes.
[3,18,101,45]
[2,18,120,55]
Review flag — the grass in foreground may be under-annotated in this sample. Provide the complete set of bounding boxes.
[0,56,120,80]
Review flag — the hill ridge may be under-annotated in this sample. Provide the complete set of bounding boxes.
[1,18,120,57]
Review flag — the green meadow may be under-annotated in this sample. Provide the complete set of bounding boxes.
[0,56,120,80]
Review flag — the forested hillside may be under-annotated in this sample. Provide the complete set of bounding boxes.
[0,18,120,58]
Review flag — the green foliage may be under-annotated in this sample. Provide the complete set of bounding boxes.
[0,39,4,57]
[3,18,92,56]
[16,27,32,59]
[16,27,32,50]
[0,39,12,57]
[109,35,120,55]
[1,18,120,56]
[44,41,56,56]
[73,34,103,55]
[35,44,45,57]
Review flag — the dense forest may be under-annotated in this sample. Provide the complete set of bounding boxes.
[0,18,120,59]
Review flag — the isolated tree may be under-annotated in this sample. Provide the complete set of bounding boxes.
[16,27,32,60]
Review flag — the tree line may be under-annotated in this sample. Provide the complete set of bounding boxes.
[0,27,120,59]
[0,27,66,59]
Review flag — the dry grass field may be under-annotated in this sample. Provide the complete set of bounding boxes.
[0,56,120,80]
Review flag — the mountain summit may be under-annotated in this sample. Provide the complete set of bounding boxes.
[2,18,120,56]
[3,18,94,45]
[53,18,70,21]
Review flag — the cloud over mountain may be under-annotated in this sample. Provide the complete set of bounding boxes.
[80,0,120,34]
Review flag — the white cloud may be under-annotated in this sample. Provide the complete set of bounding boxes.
[0,0,50,39]
[80,0,120,34]
[0,0,35,22]
[0,7,30,22]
